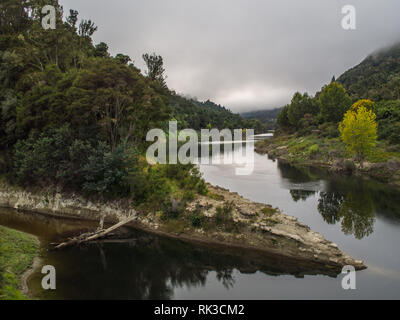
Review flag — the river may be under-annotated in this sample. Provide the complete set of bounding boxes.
[1,138,400,299]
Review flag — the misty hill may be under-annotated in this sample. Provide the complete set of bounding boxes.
[241,107,283,129]
[241,107,283,121]
[170,95,267,133]
[337,43,400,101]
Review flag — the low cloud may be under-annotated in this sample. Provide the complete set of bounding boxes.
[60,0,400,112]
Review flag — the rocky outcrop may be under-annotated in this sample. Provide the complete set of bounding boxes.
[0,181,366,273]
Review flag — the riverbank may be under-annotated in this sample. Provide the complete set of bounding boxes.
[0,225,39,300]
[255,133,400,187]
[0,180,366,275]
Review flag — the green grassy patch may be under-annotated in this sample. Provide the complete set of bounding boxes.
[0,226,39,300]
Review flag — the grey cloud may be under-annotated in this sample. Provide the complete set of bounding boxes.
[59,0,400,112]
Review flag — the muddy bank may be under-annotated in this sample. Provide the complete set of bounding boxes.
[0,181,366,273]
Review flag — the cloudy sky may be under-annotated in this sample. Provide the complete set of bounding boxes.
[59,0,400,112]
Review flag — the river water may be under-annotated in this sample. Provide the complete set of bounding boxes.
[1,139,400,299]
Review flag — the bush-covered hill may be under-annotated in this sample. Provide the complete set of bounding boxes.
[0,0,266,211]
[337,43,400,102]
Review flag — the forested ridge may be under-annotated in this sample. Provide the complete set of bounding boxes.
[0,0,265,201]
[257,42,400,184]
[337,43,400,102]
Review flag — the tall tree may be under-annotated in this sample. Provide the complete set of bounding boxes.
[142,53,166,85]
[319,82,352,123]
[339,104,378,165]
[287,92,318,128]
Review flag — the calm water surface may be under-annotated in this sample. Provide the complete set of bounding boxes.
[1,140,400,299]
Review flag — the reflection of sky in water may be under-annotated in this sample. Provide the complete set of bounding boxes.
[1,139,400,299]
[199,142,400,299]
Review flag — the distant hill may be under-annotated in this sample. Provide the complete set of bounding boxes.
[241,107,283,129]
[170,95,268,133]
[337,43,400,101]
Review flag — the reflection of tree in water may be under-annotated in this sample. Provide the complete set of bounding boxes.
[318,192,345,224]
[28,227,348,300]
[277,162,320,183]
[318,191,375,239]
[339,193,375,239]
[290,189,316,202]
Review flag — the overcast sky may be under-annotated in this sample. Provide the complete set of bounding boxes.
[59,0,400,112]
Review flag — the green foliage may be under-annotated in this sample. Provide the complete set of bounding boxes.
[287,92,318,128]
[261,206,276,217]
[13,126,130,196]
[277,105,291,129]
[142,53,166,85]
[0,225,39,300]
[338,43,400,101]
[318,82,352,123]
[189,207,206,228]
[339,104,378,162]
[375,100,400,144]
[308,144,319,155]
[0,0,263,210]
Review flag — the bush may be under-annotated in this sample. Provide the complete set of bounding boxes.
[308,144,319,155]
[13,126,130,196]
[339,105,378,163]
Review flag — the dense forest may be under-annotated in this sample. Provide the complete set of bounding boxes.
[275,44,400,147]
[0,0,267,207]
[337,43,400,101]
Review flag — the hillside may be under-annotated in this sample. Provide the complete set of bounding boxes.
[241,107,283,130]
[337,43,400,101]
[171,96,267,133]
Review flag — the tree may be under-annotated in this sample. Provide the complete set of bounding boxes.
[277,105,290,129]
[142,53,166,84]
[350,99,375,112]
[339,104,378,165]
[287,92,318,128]
[115,53,131,65]
[319,82,352,123]
[94,42,109,58]
[388,75,400,100]
[78,19,97,38]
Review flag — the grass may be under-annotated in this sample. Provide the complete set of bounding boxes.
[260,132,400,165]
[261,206,276,217]
[0,226,39,300]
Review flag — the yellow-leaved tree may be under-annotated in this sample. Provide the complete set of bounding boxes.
[339,102,378,166]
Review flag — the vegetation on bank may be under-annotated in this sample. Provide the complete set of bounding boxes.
[0,0,267,217]
[0,226,39,300]
[265,43,400,184]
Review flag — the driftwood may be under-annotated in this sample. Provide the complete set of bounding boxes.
[54,215,137,250]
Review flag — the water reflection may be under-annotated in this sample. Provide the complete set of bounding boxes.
[290,190,316,202]
[277,162,385,239]
[0,207,347,300]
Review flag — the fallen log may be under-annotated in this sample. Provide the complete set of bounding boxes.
[54,215,137,249]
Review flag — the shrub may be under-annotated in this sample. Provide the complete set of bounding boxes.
[308,144,319,155]
[339,105,378,164]
[13,126,130,196]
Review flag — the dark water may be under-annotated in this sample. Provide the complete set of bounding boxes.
[1,141,400,299]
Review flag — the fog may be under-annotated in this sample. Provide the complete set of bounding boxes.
[59,0,400,112]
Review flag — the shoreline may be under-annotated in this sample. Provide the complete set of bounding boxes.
[0,225,40,300]
[0,180,366,276]
[20,256,41,299]
[255,135,400,188]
